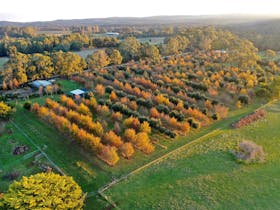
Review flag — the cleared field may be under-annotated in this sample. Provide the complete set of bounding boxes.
[104,100,280,209]
[73,48,99,58]
[137,37,165,45]
[0,57,8,70]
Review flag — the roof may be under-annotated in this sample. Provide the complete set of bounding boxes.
[106,32,119,35]
[31,80,52,88]
[70,89,85,95]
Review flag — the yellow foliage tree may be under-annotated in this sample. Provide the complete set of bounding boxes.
[0,172,85,210]
[0,102,13,119]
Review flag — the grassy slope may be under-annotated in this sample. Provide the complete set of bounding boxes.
[105,101,280,210]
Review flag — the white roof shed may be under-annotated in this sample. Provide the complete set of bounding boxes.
[70,89,85,95]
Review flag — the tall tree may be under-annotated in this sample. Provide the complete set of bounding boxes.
[106,49,123,65]
[87,50,110,69]
[119,37,141,61]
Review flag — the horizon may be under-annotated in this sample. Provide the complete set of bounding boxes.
[1,0,280,22]
[1,13,280,23]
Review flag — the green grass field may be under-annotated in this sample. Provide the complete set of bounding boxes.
[103,100,280,209]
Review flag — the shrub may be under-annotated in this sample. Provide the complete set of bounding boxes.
[232,109,266,128]
[23,101,32,110]
[212,113,220,120]
[234,140,265,164]
[238,95,249,104]
[191,121,201,129]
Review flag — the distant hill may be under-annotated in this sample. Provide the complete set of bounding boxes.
[0,15,279,27]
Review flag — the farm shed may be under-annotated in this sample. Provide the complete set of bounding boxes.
[30,80,52,88]
[70,89,86,97]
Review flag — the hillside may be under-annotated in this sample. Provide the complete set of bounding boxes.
[0,14,279,27]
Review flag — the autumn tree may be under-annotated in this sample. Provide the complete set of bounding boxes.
[111,112,123,122]
[120,142,135,159]
[123,116,140,130]
[110,91,118,102]
[135,132,154,154]
[0,101,13,119]
[2,81,7,90]
[106,48,123,65]
[87,50,110,69]
[141,43,160,62]
[0,172,85,210]
[103,130,123,148]
[119,37,141,61]
[95,84,105,96]
[28,53,54,79]
[98,145,120,166]
[123,128,136,143]
[150,107,160,118]
[140,121,151,134]
[53,51,86,77]
[13,78,19,88]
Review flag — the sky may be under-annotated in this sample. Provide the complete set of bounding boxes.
[1,0,280,22]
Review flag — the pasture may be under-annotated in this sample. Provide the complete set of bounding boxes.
[104,100,280,209]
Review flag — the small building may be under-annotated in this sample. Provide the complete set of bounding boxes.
[30,80,52,89]
[105,32,120,36]
[70,89,86,97]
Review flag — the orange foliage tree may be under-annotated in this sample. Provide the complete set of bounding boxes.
[123,128,136,143]
[140,121,151,134]
[120,142,135,159]
[135,132,154,154]
[103,131,123,148]
[123,116,141,131]
[98,145,120,166]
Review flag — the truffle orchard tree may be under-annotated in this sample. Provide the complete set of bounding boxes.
[120,142,135,159]
[0,172,85,210]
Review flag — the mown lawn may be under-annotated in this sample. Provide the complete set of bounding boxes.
[57,79,83,92]
[104,100,280,210]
